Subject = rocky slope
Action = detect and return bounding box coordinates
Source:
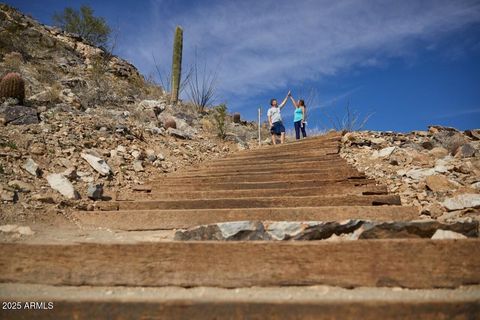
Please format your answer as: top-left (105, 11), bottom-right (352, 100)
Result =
top-left (341, 126), bottom-right (480, 222)
top-left (0, 4), bottom-right (259, 224)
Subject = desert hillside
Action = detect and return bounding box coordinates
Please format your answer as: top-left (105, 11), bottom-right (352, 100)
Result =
top-left (0, 3), bottom-right (479, 230)
top-left (0, 4), bottom-right (260, 224)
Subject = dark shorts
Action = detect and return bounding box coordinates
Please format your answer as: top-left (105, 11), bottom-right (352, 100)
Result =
top-left (270, 121), bottom-right (285, 135)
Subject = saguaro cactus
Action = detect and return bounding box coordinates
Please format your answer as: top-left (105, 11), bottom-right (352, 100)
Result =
top-left (0, 72), bottom-right (25, 104)
top-left (170, 26), bottom-right (183, 104)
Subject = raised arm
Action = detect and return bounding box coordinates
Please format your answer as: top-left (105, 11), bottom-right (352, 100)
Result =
top-left (289, 95), bottom-right (297, 107)
top-left (279, 91), bottom-right (291, 109)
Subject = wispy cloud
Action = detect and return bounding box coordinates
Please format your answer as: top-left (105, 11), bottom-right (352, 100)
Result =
top-left (433, 108), bottom-right (480, 119)
top-left (313, 86), bottom-right (363, 111)
top-left (118, 0), bottom-right (480, 105)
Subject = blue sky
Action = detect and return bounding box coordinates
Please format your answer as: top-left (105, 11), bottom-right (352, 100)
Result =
top-left (5, 0), bottom-right (480, 131)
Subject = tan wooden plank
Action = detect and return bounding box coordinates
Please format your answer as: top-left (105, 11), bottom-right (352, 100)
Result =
top-left (113, 195), bottom-right (401, 210)
top-left (0, 240), bottom-right (478, 288)
top-left (73, 206), bottom-right (418, 230)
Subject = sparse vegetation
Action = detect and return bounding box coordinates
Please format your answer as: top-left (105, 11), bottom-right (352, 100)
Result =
top-left (52, 5), bottom-right (111, 47)
top-left (186, 52), bottom-right (219, 112)
top-left (322, 102), bottom-right (374, 132)
top-left (46, 82), bottom-right (63, 104)
top-left (34, 64), bottom-right (58, 85)
top-left (0, 136), bottom-right (17, 149)
top-left (213, 104), bottom-right (227, 139)
top-left (2, 51), bottom-right (23, 72)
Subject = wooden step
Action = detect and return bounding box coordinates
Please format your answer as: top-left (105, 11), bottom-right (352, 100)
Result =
top-left (204, 154), bottom-right (342, 167)
top-left (74, 206), bottom-right (418, 230)
top-left (110, 195), bottom-right (401, 210)
top-left (125, 185), bottom-right (388, 200)
top-left (155, 172), bottom-right (366, 184)
top-left (207, 150), bottom-right (340, 163)
top-left (151, 179), bottom-right (376, 191)
top-left (2, 283), bottom-right (478, 320)
top-left (170, 167), bottom-right (358, 178)
top-left (223, 145), bottom-right (340, 158)
top-left (188, 163), bottom-right (353, 174)
top-left (1, 239), bottom-right (478, 289)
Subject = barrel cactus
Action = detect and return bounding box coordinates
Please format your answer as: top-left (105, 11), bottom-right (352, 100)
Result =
top-left (233, 112), bottom-right (241, 123)
top-left (170, 26), bottom-right (183, 104)
top-left (164, 116), bottom-right (177, 129)
top-left (0, 72), bottom-right (25, 104)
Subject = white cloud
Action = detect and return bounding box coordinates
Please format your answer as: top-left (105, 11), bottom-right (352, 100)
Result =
top-left (118, 0), bottom-right (480, 105)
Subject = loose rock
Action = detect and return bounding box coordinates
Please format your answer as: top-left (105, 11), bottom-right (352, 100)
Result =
top-left (442, 194), bottom-right (480, 211)
top-left (81, 152), bottom-right (112, 176)
top-left (46, 173), bottom-right (79, 199)
top-left (22, 158), bottom-right (42, 177)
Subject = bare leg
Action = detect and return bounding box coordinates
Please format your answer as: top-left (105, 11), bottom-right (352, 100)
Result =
top-left (280, 132), bottom-right (285, 144)
top-left (271, 134), bottom-right (276, 145)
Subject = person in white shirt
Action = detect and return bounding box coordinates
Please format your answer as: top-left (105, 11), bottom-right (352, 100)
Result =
top-left (267, 91), bottom-right (290, 144)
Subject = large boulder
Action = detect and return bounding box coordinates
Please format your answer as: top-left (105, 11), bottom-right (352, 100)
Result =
top-left (0, 105), bottom-right (39, 125)
top-left (442, 194), bottom-right (480, 211)
top-left (174, 220), bottom-right (478, 241)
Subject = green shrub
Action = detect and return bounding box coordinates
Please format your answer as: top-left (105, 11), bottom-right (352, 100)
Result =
top-left (53, 5), bottom-right (111, 47)
top-left (213, 104), bottom-right (227, 139)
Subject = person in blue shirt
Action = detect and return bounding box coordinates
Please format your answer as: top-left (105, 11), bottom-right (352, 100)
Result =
top-left (289, 93), bottom-right (307, 139)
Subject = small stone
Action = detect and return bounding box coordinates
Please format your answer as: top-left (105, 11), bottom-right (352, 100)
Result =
top-left (133, 160), bottom-right (144, 172)
top-left (406, 168), bottom-right (436, 180)
top-left (1, 190), bottom-right (17, 202)
top-left (167, 128), bottom-right (192, 140)
top-left (16, 226), bottom-right (34, 236)
top-left (146, 149), bottom-right (157, 162)
top-left (22, 158), bottom-right (42, 177)
top-left (431, 229), bottom-right (467, 240)
top-left (31, 194), bottom-right (56, 204)
top-left (46, 173), bottom-right (79, 199)
top-left (369, 137), bottom-right (386, 145)
top-left (464, 129), bottom-right (480, 140)
top-left (421, 141), bottom-right (434, 150)
top-left (87, 183), bottom-right (103, 200)
top-left (471, 182), bottom-right (480, 190)
top-left (429, 147), bottom-right (449, 158)
top-left (8, 180), bottom-right (34, 192)
top-left (442, 194), bottom-right (480, 211)
top-left (425, 175), bottom-right (455, 193)
top-left (116, 145), bottom-right (127, 153)
top-left (81, 152), bottom-right (112, 176)
top-left (30, 143), bottom-right (46, 155)
top-left (455, 143), bottom-right (476, 158)
top-left (62, 167), bottom-right (77, 180)
top-left (421, 203), bottom-right (445, 219)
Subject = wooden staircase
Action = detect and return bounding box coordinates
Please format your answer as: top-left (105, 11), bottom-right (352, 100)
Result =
top-left (1, 132), bottom-right (479, 319)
